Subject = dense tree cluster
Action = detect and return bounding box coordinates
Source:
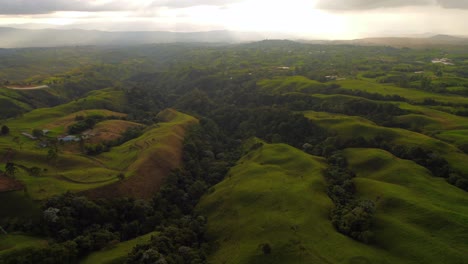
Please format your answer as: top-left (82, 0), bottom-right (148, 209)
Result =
top-left (324, 153), bottom-right (375, 243)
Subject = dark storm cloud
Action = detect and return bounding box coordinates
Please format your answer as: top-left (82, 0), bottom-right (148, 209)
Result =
top-left (0, 0), bottom-right (127, 14)
top-left (316, 0), bottom-right (468, 10)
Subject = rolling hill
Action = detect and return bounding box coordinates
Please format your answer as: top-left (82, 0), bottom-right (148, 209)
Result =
top-left (198, 142), bottom-right (468, 263)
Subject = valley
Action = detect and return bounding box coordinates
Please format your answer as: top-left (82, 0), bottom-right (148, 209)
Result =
top-left (0, 40), bottom-right (468, 264)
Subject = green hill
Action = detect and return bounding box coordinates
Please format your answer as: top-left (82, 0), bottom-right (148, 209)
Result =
top-left (343, 148), bottom-right (468, 263)
top-left (303, 111), bottom-right (468, 175)
top-left (198, 143), bottom-right (468, 264)
top-left (197, 143), bottom-right (405, 264)
top-left (80, 231), bottom-right (158, 264)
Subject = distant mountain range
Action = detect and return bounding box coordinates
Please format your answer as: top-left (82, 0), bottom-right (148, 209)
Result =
top-left (0, 27), bottom-right (295, 48)
top-left (1, 27), bottom-right (468, 48)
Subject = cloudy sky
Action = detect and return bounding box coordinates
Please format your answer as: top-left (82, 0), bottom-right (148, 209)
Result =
top-left (0, 0), bottom-right (467, 39)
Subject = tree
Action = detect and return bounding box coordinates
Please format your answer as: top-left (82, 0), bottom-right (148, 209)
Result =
top-left (1, 125), bottom-right (9, 135)
top-left (32, 129), bottom-right (43, 138)
top-left (420, 76), bottom-right (432, 90)
top-left (260, 243), bottom-right (272, 255)
top-left (5, 162), bottom-right (16, 177)
top-left (47, 148), bottom-right (58, 164)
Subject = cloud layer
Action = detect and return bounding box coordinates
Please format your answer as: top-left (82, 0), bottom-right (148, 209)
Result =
top-left (316, 0), bottom-right (468, 10)
top-left (0, 0), bottom-right (236, 15)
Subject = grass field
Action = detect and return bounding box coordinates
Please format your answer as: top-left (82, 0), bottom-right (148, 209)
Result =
top-left (258, 76), bottom-right (468, 104)
top-left (343, 148), bottom-right (468, 263)
top-left (336, 79), bottom-right (468, 104)
top-left (80, 231), bottom-right (158, 264)
top-left (0, 234), bottom-right (48, 257)
top-left (86, 120), bottom-right (143, 144)
top-left (258, 76), bottom-right (324, 94)
top-left (198, 143), bottom-right (406, 264)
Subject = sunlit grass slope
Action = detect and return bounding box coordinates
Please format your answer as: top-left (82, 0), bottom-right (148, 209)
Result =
top-left (80, 231), bottom-right (158, 264)
top-left (343, 148), bottom-right (468, 263)
top-left (198, 143), bottom-right (405, 264)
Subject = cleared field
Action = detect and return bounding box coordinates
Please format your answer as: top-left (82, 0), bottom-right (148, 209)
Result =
top-left (336, 79), bottom-right (468, 104)
top-left (86, 119), bottom-right (143, 144)
top-left (343, 148), bottom-right (468, 264)
top-left (84, 108), bottom-right (198, 199)
top-left (258, 76), bottom-right (324, 93)
top-left (43, 109), bottom-right (127, 135)
top-left (198, 143), bottom-right (405, 264)
top-left (80, 231), bottom-right (158, 264)
top-left (258, 76), bottom-right (468, 104)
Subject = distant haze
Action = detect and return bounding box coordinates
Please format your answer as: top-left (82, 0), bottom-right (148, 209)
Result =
top-left (0, 0), bottom-right (468, 40)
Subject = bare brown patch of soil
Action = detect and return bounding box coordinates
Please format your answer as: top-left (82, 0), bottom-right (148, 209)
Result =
top-left (0, 174), bottom-right (24, 192)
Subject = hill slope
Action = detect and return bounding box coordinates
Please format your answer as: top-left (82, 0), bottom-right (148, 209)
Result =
top-left (84, 109), bottom-right (198, 199)
top-left (198, 143), bottom-right (468, 263)
top-left (343, 148), bottom-right (468, 263)
top-left (197, 143), bottom-right (404, 264)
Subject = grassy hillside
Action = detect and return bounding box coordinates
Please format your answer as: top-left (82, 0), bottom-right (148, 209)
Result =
top-left (0, 234), bottom-right (48, 257)
top-left (80, 231), bottom-right (158, 264)
top-left (4, 88), bottom-right (126, 132)
top-left (336, 79), bottom-right (468, 104)
top-left (303, 111), bottom-right (468, 175)
top-left (198, 142), bottom-right (405, 264)
top-left (343, 148), bottom-right (468, 263)
top-left (258, 76), bottom-right (324, 94)
top-left (84, 108), bottom-right (198, 199)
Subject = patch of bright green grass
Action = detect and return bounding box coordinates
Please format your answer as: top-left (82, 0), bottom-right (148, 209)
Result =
top-left (80, 231), bottom-right (158, 264)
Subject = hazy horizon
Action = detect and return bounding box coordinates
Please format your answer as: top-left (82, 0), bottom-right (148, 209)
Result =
top-left (1, 0), bottom-right (468, 40)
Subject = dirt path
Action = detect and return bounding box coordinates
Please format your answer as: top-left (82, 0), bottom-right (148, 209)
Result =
top-left (5, 85), bottom-right (49, 90)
